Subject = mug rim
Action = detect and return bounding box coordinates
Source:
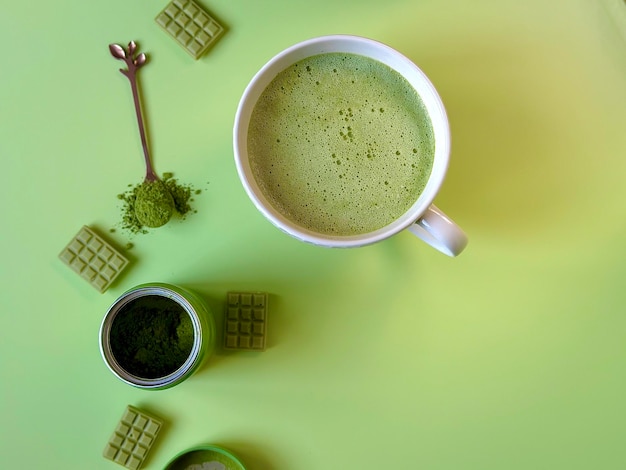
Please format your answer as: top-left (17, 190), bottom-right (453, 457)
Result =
top-left (233, 34), bottom-right (450, 247)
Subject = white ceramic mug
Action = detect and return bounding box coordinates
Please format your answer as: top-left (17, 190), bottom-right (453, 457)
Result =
top-left (233, 35), bottom-right (467, 256)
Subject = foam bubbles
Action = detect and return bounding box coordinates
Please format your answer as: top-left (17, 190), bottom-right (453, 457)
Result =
top-left (248, 53), bottom-right (435, 235)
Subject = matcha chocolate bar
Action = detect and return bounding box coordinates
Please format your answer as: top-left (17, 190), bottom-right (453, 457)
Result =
top-left (103, 405), bottom-right (163, 469)
top-left (59, 226), bottom-right (128, 293)
top-left (224, 292), bottom-right (268, 351)
top-left (155, 0), bottom-right (224, 59)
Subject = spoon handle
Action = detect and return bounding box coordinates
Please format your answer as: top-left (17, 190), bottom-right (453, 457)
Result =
top-left (109, 41), bottom-right (158, 182)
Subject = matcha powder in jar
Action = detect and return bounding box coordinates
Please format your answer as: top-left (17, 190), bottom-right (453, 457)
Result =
top-left (100, 283), bottom-right (215, 390)
top-left (109, 294), bottom-right (194, 379)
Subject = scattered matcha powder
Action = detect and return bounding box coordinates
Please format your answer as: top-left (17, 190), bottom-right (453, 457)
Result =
top-left (116, 172), bottom-right (200, 235)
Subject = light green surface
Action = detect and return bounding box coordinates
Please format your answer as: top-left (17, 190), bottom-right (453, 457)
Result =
top-left (1, 0), bottom-right (625, 469)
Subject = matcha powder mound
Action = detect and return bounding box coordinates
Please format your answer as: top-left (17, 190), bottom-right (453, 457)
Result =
top-left (135, 179), bottom-right (174, 228)
top-left (116, 172), bottom-right (200, 234)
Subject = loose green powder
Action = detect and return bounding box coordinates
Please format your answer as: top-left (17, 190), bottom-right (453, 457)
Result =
top-left (116, 173), bottom-right (200, 234)
top-left (109, 295), bottom-right (194, 379)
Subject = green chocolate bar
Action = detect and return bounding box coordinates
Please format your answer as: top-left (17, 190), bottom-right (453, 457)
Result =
top-left (224, 292), bottom-right (268, 351)
top-left (58, 226), bottom-right (128, 293)
top-left (155, 0), bottom-right (224, 59)
top-left (103, 405), bottom-right (163, 470)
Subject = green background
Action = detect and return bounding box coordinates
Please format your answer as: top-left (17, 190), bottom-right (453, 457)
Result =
top-left (1, 0), bottom-right (625, 468)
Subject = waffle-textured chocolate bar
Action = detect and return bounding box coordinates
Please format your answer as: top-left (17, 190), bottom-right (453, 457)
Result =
top-left (103, 405), bottom-right (163, 470)
top-left (224, 292), bottom-right (268, 351)
top-left (155, 0), bottom-right (224, 59)
top-left (59, 226), bottom-right (128, 293)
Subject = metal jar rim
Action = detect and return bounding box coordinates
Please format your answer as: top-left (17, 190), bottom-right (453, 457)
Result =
top-left (99, 284), bottom-right (204, 389)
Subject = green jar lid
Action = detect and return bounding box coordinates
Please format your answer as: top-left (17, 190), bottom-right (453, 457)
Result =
top-left (164, 445), bottom-right (247, 470)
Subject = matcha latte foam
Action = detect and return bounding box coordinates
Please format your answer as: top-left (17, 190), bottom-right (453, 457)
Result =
top-left (247, 52), bottom-right (435, 236)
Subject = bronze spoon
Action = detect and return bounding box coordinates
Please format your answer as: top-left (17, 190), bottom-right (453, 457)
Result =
top-left (109, 41), bottom-right (173, 228)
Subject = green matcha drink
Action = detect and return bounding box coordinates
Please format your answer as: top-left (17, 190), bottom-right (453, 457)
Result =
top-left (247, 52), bottom-right (435, 236)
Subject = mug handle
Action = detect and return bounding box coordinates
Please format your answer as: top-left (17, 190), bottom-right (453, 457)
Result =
top-left (407, 204), bottom-right (468, 256)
